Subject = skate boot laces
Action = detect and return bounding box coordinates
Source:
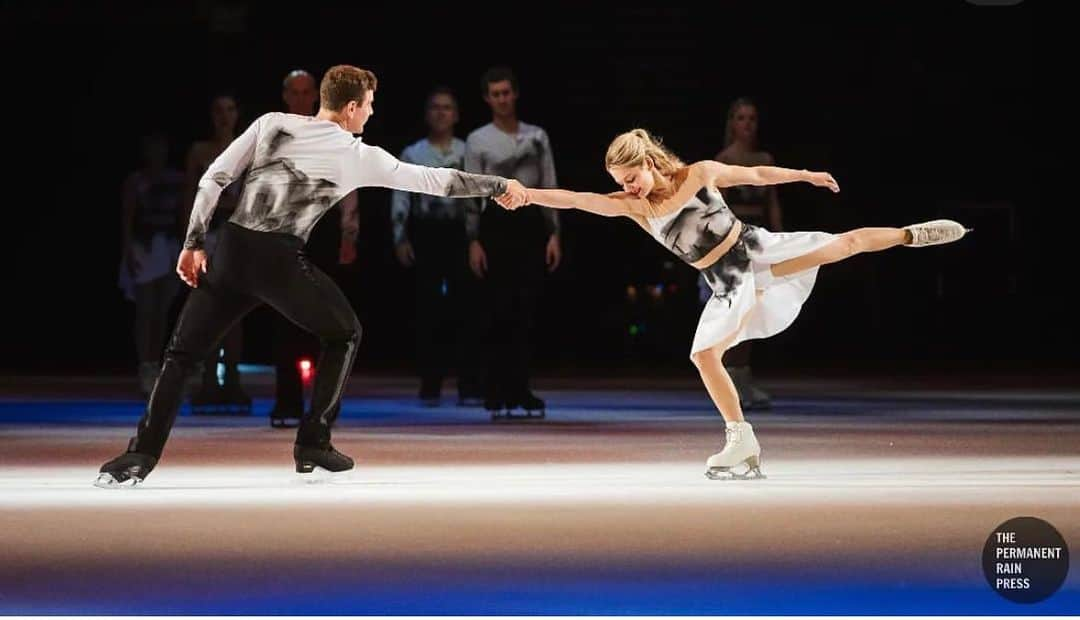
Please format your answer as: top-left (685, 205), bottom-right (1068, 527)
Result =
top-left (725, 425), bottom-right (742, 446)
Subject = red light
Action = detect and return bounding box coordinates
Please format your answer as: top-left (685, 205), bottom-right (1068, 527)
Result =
top-left (298, 358), bottom-right (314, 383)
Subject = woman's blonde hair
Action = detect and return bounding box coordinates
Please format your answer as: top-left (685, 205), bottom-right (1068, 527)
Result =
top-left (605, 128), bottom-right (685, 178)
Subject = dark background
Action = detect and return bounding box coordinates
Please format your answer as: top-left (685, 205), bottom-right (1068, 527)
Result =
top-left (1, 1), bottom-right (1067, 376)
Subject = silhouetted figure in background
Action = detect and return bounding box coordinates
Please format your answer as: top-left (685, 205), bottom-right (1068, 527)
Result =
top-left (392, 87), bottom-right (476, 406)
top-left (119, 133), bottom-right (184, 397)
top-left (705, 97), bottom-right (783, 410)
top-left (184, 93), bottom-right (251, 412)
top-left (465, 66), bottom-right (561, 419)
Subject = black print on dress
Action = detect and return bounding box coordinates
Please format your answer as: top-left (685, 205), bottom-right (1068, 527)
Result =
top-left (700, 225), bottom-right (762, 306)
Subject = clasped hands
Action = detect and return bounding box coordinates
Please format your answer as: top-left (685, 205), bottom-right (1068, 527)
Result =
top-left (494, 179), bottom-right (530, 210)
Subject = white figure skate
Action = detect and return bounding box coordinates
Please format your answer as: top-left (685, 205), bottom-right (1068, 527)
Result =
top-left (705, 421), bottom-right (765, 480)
top-left (903, 219), bottom-right (972, 247)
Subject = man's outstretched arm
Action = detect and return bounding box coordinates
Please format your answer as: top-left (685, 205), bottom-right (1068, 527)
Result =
top-left (351, 144), bottom-right (526, 207)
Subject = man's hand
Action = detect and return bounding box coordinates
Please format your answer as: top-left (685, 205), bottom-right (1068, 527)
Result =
top-left (395, 241), bottom-right (415, 267)
top-left (468, 240), bottom-right (487, 279)
top-left (176, 248), bottom-right (208, 288)
top-left (545, 234), bottom-right (561, 273)
top-left (808, 171), bottom-right (840, 193)
top-left (340, 238), bottom-right (357, 265)
top-left (495, 179), bottom-right (528, 210)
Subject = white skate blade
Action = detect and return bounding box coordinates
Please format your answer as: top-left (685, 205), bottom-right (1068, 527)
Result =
top-left (704, 466), bottom-right (764, 481)
top-left (93, 472), bottom-right (142, 489)
top-left (705, 456), bottom-right (766, 481)
top-left (705, 467), bottom-right (767, 481)
top-left (294, 466), bottom-right (352, 485)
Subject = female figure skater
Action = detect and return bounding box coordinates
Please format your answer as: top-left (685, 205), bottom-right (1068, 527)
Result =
top-left (497, 129), bottom-right (969, 479)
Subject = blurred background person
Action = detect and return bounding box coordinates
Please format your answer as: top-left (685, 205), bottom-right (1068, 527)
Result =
top-left (391, 87), bottom-right (476, 406)
top-left (183, 92), bottom-right (252, 412)
top-left (703, 97), bottom-right (783, 410)
top-left (118, 132), bottom-right (185, 397)
top-left (281, 68), bottom-right (317, 117)
top-left (465, 66), bottom-right (561, 418)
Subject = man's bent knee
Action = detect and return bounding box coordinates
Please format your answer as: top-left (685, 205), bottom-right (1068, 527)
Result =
top-left (162, 347), bottom-right (202, 371)
top-left (323, 319), bottom-right (362, 348)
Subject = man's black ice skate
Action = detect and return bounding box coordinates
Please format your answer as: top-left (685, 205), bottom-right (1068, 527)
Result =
top-left (515, 392), bottom-right (546, 419)
top-left (294, 443), bottom-right (354, 482)
top-left (497, 392), bottom-right (546, 421)
top-left (456, 377), bottom-right (484, 407)
top-left (94, 452), bottom-right (158, 488)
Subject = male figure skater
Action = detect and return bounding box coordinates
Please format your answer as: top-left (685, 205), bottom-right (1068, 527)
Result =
top-left (96, 65), bottom-right (527, 487)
